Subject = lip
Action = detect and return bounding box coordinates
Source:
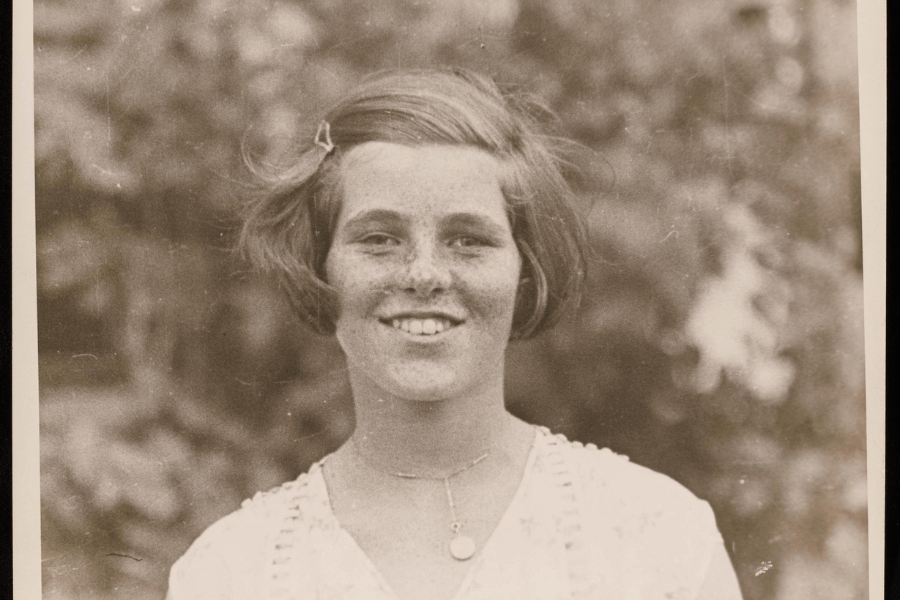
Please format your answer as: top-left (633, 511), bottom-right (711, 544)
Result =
top-left (377, 312), bottom-right (465, 339)
top-left (378, 311), bottom-right (465, 325)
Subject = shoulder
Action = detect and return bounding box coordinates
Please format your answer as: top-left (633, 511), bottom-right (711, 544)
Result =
top-left (190, 470), bottom-right (313, 553)
top-left (539, 430), bottom-right (726, 597)
top-left (540, 428), bottom-right (721, 540)
top-left (168, 469), bottom-right (321, 599)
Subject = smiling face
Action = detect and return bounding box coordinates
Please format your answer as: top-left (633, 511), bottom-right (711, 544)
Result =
top-left (324, 142), bottom-right (522, 402)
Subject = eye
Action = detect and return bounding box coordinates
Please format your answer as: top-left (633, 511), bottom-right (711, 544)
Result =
top-left (359, 233), bottom-right (401, 246)
top-left (449, 236), bottom-right (489, 249)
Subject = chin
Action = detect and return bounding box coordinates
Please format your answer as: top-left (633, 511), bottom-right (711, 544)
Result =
top-left (373, 385), bottom-right (455, 403)
top-left (380, 368), bottom-right (463, 402)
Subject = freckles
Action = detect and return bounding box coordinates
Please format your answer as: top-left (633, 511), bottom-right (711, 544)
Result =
top-left (329, 254), bottom-right (390, 296)
top-left (446, 252), bottom-right (520, 323)
top-left (457, 278), bottom-right (519, 322)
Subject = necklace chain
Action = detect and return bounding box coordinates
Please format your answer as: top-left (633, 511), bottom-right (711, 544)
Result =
top-left (349, 436), bottom-right (489, 561)
top-left (350, 437), bottom-right (489, 481)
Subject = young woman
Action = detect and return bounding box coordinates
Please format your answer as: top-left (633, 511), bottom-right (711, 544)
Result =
top-left (166, 68), bottom-right (743, 600)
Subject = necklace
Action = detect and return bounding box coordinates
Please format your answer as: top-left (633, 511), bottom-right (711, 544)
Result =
top-left (350, 437), bottom-right (488, 561)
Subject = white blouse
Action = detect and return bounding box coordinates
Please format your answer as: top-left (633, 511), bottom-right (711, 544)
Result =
top-left (168, 427), bottom-right (727, 600)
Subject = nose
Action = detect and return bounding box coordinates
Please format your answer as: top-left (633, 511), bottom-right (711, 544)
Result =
top-left (401, 241), bottom-right (452, 296)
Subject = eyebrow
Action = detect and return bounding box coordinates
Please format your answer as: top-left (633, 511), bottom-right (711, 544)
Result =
top-left (441, 212), bottom-right (510, 239)
top-left (342, 209), bottom-right (509, 238)
top-left (343, 208), bottom-right (393, 221)
top-left (341, 209), bottom-right (405, 232)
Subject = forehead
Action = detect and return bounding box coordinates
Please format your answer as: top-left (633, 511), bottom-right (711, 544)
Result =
top-left (337, 142), bottom-right (507, 220)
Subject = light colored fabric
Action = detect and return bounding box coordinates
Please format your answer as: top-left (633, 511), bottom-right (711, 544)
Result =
top-left (168, 428), bottom-right (727, 600)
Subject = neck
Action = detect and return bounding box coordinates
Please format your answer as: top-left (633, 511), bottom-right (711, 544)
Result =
top-left (348, 376), bottom-right (514, 477)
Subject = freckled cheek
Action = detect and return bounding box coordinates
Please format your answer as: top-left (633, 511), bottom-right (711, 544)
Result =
top-left (326, 257), bottom-right (391, 315)
top-left (461, 271), bottom-right (521, 322)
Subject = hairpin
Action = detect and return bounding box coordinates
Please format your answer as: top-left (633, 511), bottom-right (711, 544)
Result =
top-left (314, 121), bottom-right (335, 154)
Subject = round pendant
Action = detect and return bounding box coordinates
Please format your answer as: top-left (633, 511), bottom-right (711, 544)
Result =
top-left (449, 535), bottom-right (476, 561)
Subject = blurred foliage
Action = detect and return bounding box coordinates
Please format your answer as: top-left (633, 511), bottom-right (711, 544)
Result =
top-left (35, 0), bottom-right (865, 599)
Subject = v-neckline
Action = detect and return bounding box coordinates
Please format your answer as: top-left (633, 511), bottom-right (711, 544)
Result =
top-left (313, 428), bottom-right (542, 600)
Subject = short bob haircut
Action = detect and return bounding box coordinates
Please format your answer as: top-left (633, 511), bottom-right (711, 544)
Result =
top-left (240, 67), bottom-right (588, 340)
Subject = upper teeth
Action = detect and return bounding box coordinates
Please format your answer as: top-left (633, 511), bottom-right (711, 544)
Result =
top-left (391, 318), bottom-right (452, 335)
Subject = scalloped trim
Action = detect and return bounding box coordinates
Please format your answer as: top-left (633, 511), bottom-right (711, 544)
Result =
top-left (536, 427), bottom-right (592, 598)
top-left (250, 464), bottom-right (330, 599)
top-left (535, 426), bottom-right (632, 598)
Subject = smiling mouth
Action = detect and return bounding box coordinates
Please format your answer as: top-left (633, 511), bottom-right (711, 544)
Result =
top-left (381, 317), bottom-right (461, 336)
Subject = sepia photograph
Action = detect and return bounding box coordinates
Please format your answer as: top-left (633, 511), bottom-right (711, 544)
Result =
top-left (26, 0), bottom-right (869, 598)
